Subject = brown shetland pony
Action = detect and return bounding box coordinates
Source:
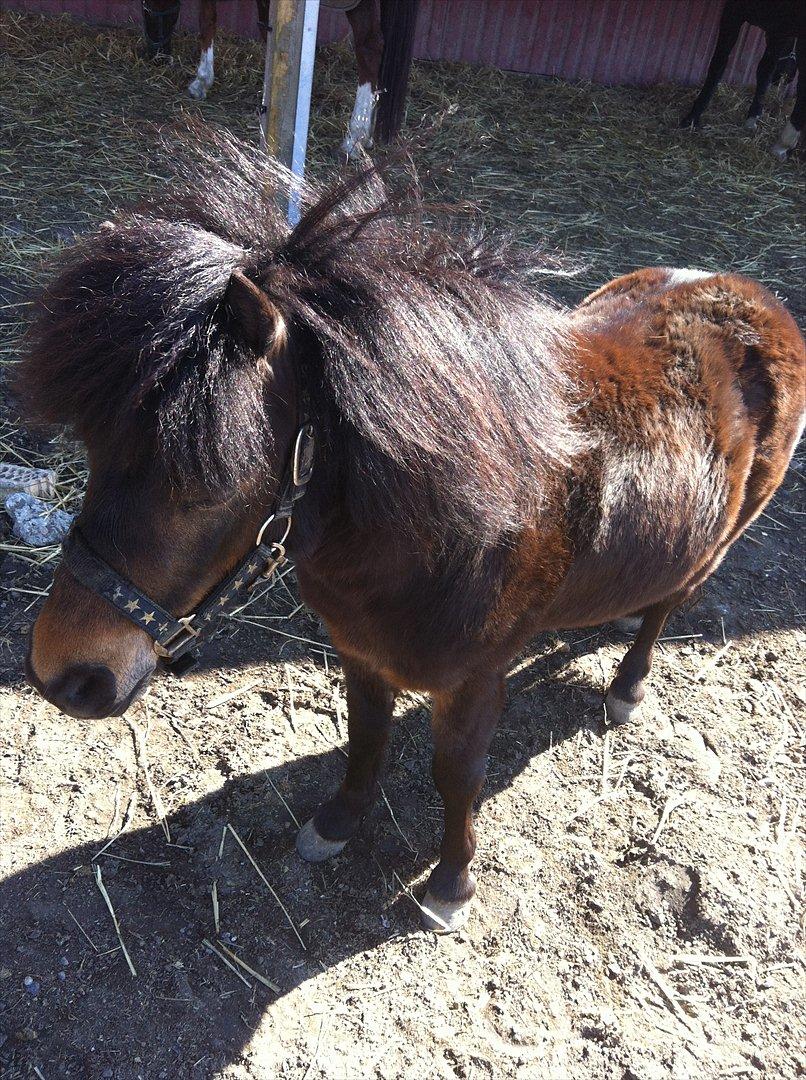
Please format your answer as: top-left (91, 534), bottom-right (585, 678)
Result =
top-left (21, 132), bottom-right (805, 932)
top-left (142, 0), bottom-right (419, 153)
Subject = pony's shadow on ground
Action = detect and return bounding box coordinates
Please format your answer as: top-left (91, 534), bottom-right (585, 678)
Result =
top-left (0, 661), bottom-right (596, 1079)
top-left (2, 535), bottom-right (801, 1074)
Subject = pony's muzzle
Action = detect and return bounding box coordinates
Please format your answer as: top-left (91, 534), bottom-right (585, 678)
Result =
top-left (29, 660), bottom-right (118, 719)
top-left (26, 568), bottom-right (158, 719)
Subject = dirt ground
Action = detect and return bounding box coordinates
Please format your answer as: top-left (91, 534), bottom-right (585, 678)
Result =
top-left (1, 14), bottom-right (804, 1080)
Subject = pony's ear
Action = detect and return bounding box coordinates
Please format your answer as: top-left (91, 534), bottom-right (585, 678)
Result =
top-left (224, 270), bottom-right (286, 357)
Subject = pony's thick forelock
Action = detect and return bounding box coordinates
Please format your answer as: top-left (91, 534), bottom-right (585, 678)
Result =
top-left (22, 125), bottom-right (582, 540)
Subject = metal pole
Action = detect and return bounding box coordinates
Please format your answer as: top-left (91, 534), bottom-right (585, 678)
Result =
top-left (259, 0), bottom-right (319, 223)
top-left (289, 0), bottom-right (320, 225)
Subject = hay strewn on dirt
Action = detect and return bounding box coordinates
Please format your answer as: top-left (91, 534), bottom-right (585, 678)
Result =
top-left (1, 12), bottom-right (804, 1080)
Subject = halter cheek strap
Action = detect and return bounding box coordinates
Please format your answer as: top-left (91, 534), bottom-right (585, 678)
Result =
top-left (60, 422), bottom-right (316, 676)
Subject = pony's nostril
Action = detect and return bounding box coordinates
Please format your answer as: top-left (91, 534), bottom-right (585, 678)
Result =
top-left (48, 664), bottom-right (118, 719)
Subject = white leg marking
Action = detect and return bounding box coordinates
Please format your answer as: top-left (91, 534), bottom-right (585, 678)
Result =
top-left (771, 121), bottom-right (800, 160)
top-left (342, 81), bottom-right (378, 157)
top-left (188, 45), bottom-right (215, 100)
top-left (666, 268), bottom-right (713, 286)
top-left (421, 891), bottom-right (473, 933)
top-left (605, 690), bottom-right (643, 726)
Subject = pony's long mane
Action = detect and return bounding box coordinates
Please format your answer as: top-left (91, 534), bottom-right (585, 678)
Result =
top-left (22, 127), bottom-right (581, 542)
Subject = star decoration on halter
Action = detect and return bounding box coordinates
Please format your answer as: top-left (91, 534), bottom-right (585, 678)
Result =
top-left (125, 599), bottom-right (140, 613)
top-left (141, 610), bottom-right (156, 626)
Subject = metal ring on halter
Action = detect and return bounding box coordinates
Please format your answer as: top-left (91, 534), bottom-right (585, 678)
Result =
top-left (255, 513), bottom-right (292, 549)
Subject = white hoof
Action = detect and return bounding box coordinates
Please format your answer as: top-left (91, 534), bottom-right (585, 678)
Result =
top-left (743, 116), bottom-right (759, 132)
top-left (605, 690), bottom-right (643, 726)
top-left (188, 78), bottom-right (210, 101)
top-left (771, 121), bottom-right (799, 159)
top-left (420, 891), bottom-right (472, 933)
top-left (612, 615), bottom-right (643, 633)
top-left (295, 818), bottom-right (348, 863)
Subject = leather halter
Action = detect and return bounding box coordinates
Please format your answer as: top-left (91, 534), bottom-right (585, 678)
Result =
top-left (60, 422), bottom-right (316, 676)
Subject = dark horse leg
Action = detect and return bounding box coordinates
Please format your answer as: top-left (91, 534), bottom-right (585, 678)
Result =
top-left (342, 0), bottom-right (419, 156)
top-left (744, 33), bottom-right (792, 129)
top-left (188, 0), bottom-right (217, 99)
top-left (421, 673), bottom-right (505, 932)
top-left (141, 0), bottom-right (181, 60)
top-left (297, 658), bottom-right (395, 861)
top-left (771, 36), bottom-right (804, 159)
top-left (605, 600), bottom-right (676, 725)
top-left (680, 0), bottom-right (744, 128)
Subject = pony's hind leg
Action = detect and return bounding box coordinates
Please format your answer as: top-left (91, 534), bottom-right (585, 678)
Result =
top-left (188, 0), bottom-right (217, 99)
top-left (605, 600), bottom-right (676, 725)
top-left (422, 672), bottom-right (504, 932)
top-left (296, 659), bottom-right (395, 862)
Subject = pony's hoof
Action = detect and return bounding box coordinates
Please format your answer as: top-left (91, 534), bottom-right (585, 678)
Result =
top-left (743, 116), bottom-right (759, 132)
top-left (295, 818), bottom-right (348, 863)
top-left (612, 615), bottom-right (642, 634)
top-left (605, 690), bottom-right (642, 726)
top-left (420, 892), bottom-right (472, 933)
top-left (188, 79), bottom-right (210, 101)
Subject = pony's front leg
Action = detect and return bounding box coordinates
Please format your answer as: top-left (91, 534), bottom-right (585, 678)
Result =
top-left (188, 0), bottom-right (217, 99)
top-left (422, 672), bottom-right (504, 933)
top-left (296, 658), bottom-right (395, 862)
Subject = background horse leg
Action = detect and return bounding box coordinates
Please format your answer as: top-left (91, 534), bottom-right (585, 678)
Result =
top-left (422, 672), bottom-right (504, 933)
top-left (744, 33), bottom-right (789, 129)
top-left (188, 0), bottom-right (217, 99)
top-left (256, 0), bottom-right (269, 40)
top-left (680, 0), bottom-right (744, 127)
top-left (343, 0), bottom-right (384, 156)
top-left (297, 658), bottom-right (395, 861)
top-left (141, 0), bottom-right (180, 60)
top-left (771, 37), bottom-right (804, 158)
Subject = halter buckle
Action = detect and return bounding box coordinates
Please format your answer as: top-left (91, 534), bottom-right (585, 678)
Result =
top-left (153, 613), bottom-right (199, 659)
top-left (293, 423), bottom-right (315, 487)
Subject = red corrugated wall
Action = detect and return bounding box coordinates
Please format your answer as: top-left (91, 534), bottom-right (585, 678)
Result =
top-left (5, 0), bottom-right (769, 88)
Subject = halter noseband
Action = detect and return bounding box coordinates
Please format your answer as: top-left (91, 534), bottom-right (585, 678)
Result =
top-left (60, 421), bottom-right (316, 676)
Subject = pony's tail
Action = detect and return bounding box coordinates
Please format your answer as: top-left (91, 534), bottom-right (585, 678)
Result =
top-left (375, 0), bottom-right (419, 143)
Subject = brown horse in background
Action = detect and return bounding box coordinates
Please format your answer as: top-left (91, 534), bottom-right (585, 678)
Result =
top-left (142, 0), bottom-right (419, 153)
top-left (21, 131), bottom-right (805, 933)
